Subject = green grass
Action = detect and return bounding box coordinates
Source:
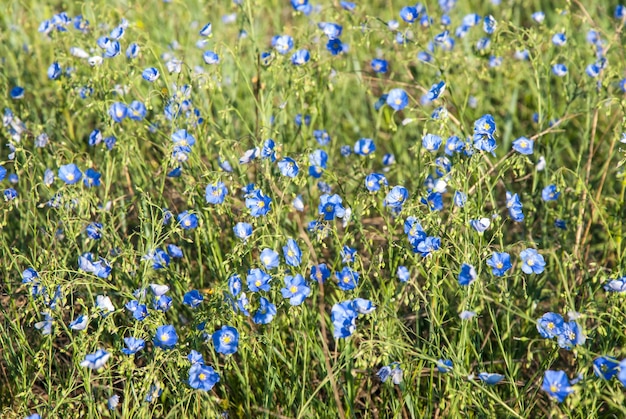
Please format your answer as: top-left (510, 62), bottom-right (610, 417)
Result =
top-left (1, 0), bottom-right (626, 417)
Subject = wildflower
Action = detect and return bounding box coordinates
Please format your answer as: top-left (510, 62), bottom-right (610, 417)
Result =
top-left (311, 264), bottom-right (330, 284)
top-left (552, 33), bottom-right (567, 46)
top-left (281, 274), bottom-right (311, 305)
top-left (422, 134), bottom-right (442, 152)
top-left (331, 300), bottom-right (358, 338)
top-left (397, 266), bottom-right (410, 282)
top-left (483, 15), bottom-right (497, 34)
top-left (107, 395), bottom-right (120, 410)
top-left (278, 157), bottom-right (299, 177)
top-left (291, 49), bottom-right (310, 65)
top-left (384, 186), bottom-right (408, 209)
top-left (542, 370), bottom-right (573, 402)
top-left (233, 222), bottom-right (253, 242)
top-left (80, 348), bottom-right (111, 369)
top-left (213, 325), bottom-right (239, 355)
top-left (318, 193), bottom-right (346, 220)
top-left (541, 185), bottom-right (560, 201)
top-left (153, 325), bottom-right (178, 349)
top-left (69, 315), bottom-right (88, 331)
top-left (386, 89), bottom-right (408, 111)
top-left (83, 168), bottom-right (101, 187)
top-left (437, 359), bottom-right (453, 373)
top-left (512, 137), bottom-right (533, 155)
top-left (188, 364), bottom-right (220, 391)
top-left (354, 138), bottom-right (376, 156)
top-left (122, 337), bottom-right (145, 355)
top-left (128, 100), bottom-right (146, 120)
top-left (283, 238), bottom-right (302, 267)
top-left (400, 6), bottom-right (418, 23)
top-left (532, 11), bottom-right (545, 23)
top-left (205, 182), bottom-right (228, 205)
top-left (253, 297), bottom-right (277, 324)
top-left (48, 62), bottom-right (62, 79)
top-left (458, 263), bottom-right (477, 286)
top-left (519, 248), bottom-right (545, 274)
top-left (371, 58), bottom-right (388, 73)
top-left (58, 163), bottom-right (82, 185)
top-left (486, 252), bottom-right (511, 276)
top-left (178, 211), bottom-right (198, 230)
top-left (506, 192), bottom-right (524, 222)
top-left (336, 266), bottom-right (359, 291)
top-left (556, 321), bottom-right (585, 349)
top-left (537, 312), bottom-right (564, 338)
top-left (478, 373), bottom-right (504, 385)
top-left (34, 312), bottom-right (53, 335)
top-left (365, 173), bottom-right (388, 192)
top-left (245, 189), bottom-right (272, 216)
top-left (247, 268), bottom-right (271, 292)
top-left (142, 67), bottom-right (159, 82)
top-left (203, 51), bottom-right (219, 64)
top-left (593, 356), bottom-right (619, 379)
top-left (272, 35), bottom-right (294, 54)
top-left (459, 310), bottom-right (477, 320)
top-left (552, 64), bottom-right (567, 77)
top-left (604, 276), bottom-right (626, 292)
top-left (470, 218), bottom-right (491, 234)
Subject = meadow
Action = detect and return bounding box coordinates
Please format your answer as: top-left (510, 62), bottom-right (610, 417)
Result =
top-left (1, 0), bottom-right (626, 417)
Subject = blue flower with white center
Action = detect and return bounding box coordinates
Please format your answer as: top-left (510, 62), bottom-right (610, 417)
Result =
top-left (336, 266), bottom-right (359, 291)
top-left (58, 163), bottom-right (82, 185)
top-left (487, 252), bottom-right (511, 276)
top-left (245, 189), bottom-right (272, 216)
top-left (386, 88), bottom-right (408, 111)
top-left (371, 58), bottom-right (388, 73)
top-left (541, 370), bottom-right (573, 403)
top-left (205, 181), bottom-right (228, 205)
top-left (384, 186), bottom-right (408, 209)
top-left (365, 173), bottom-right (387, 192)
top-left (142, 67), bottom-right (159, 82)
top-left (278, 157), bottom-right (299, 177)
top-left (541, 185), bottom-right (560, 201)
top-left (247, 268), bottom-right (271, 292)
top-left (253, 297), bottom-right (277, 324)
top-left (281, 274), bottom-right (311, 306)
top-left (188, 364), bottom-right (220, 391)
top-left (128, 100), bottom-right (146, 121)
top-left (178, 211), bottom-right (198, 230)
top-left (260, 249), bottom-right (280, 270)
top-left (552, 64), bottom-right (567, 77)
top-left (283, 238), bottom-right (302, 267)
top-left (213, 325), bottom-right (239, 354)
top-left (203, 51), bottom-right (219, 64)
top-left (109, 102), bottom-right (127, 123)
top-left (537, 312), bottom-right (564, 338)
top-left (422, 134), bottom-right (442, 152)
top-left (80, 348), bottom-right (111, 369)
top-left (271, 35), bottom-right (294, 54)
top-left (153, 325), bottom-right (178, 349)
top-left (290, 49), bottom-right (310, 65)
top-left (400, 6), bottom-right (418, 23)
top-left (354, 138), bottom-right (376, 156)
top-left (233, 222), bottom-right (253, 242)
top-left (512, 136), bottom-right (533, 155)
top-left (520, 248), bottom-right (545, 274)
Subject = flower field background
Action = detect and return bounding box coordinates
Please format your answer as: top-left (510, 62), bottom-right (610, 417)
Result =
top-left (2, 0), bottom-right (626, 417)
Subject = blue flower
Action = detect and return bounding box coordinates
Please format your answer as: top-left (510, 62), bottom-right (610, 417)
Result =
top-left (331, 300), bottom-right (358, 338)
top-left (541, 185), bottom-right (560, 201)
top-left (199, 22), bottom-right (212, 36)
top-left (58, 163), bottom-right (82, 184)
top-left (593, 356), bottom-right (619, 379)
top-left (34, 312), bottom-right (52, 335)
top-left (172, 129), bottom-right (196, 147)
top-left (541, 370), bottom-right (573, 403)
top-left (400, 6), bottom-right (418, 23)
top-left (311, 263), bottom-right (330, 283)
top-left (48, 62), bottom-right (62, 80)
top-left (556, 321), bottom-right (585, 349)
top-left (272, 35), bottom-right (294, 54)
top-left (326, 38), bottom-right (345, 55)
top-left (552, 33), bottom-right (567, 46)
top-left (354, 138), bottom-right (376, 156)
top-left (228, 274), bottom-right (242, 296)
top-left (353, 298), bottom-right (376, 314)
top-left (10, 86), bottom-right (24, 99)
top-left (247, 268), bottom-right (271, 292)
top-left (365, 173), bottom-right (387, 192)
top-left (309, 149), bottom-right (328, 177)
top-left (532, 11), bottom-right (545, 23)
top-left (107, 395), bottom-right (120, 410)
top-left (178, 211), bottom-right (199, 230)
top-left (506, 192), bottom-right (524, 222)
top-left (386, 89), bottom-right (408, 111)
top-left (519, 248), bottom-right (545, 274)
top-left (470, 218), bottom-right (491, 234)
top-left (125, 300), bottom-right (149, 321)
top-left (80, 348), bottom-right (111, 369)
top-left (188, 364), bottom-right (220, 391)
top-left (126, 43), bottom-right (140, 58)
top-left (283, 238), bottom-right (302, 267)
top-left (166, 244), bottom-right (183, 258)
top-left (552, 64), bottom-right (567, 77)
top-left (213, 325), bottom-right (239, 355)
top-left (486, 252), bottom-right (511, 276)
top-left (478, 372), bottom-right (504, 385)
top-left (153, 325), bottom-right (178, 349)
top-left (203, 51), bottom-right (220, 64)
top-left (384, 186), bottom-right (408, 209)
top-left (336, 266), bottom-right (359, 291)
top-left (415, 236), bottom-right (440, 257)
top-left (437, 359), bottom-right (453, 373)
top-left (512, 137), bottom-right (533, 155)
top-left (291, 49), bottom-right (310, 65)
top-left (79, 253), bottom-right (112, 278)
top-left (253, 297), bottom-right (277, 324)
top-left (205, 182), bottom-right (228, 204)
top-left (122, 337), bottom-right (145, 355)
top-left (422, 134), bottom-right (442, 152)
top-left (69, 314), bottom-right (88, 331)
top-left (281, 274), bottom-right (311, 305)
top-left (537, 312), bottom-right (564, 338)
top-left (318, 193), bottom-right (346, 220)
top-left (341, 246), bottom-right (357, 264)
top-left (260, 249), bottom-right (280, 270)
top-left (371, 58), bottom-right (388, 73)
top-left (604, 276), bottom-right (626, 292)
top-left (397, 266), bottom-right (410, 282)
top-left (142, 67), bottom-right (160, 82)
top-left (233, 222), bottom-right (253, 242)
top-left (83, 168), bottom-right (101, 187)
top-left (183, 290), bottom-right (203, 308)
top-left (128, 100), bottom-right (146, 121)
top-left (474, 114), bottom-right (496, 136)
top-left (245, 189), bottom-right (272, 216)
top-left (278, 157), bottom-right (299, 177)
top-left (483, 15), bottom-right (497, 34)
top-left (458, 263), bottom-right (477, 286)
